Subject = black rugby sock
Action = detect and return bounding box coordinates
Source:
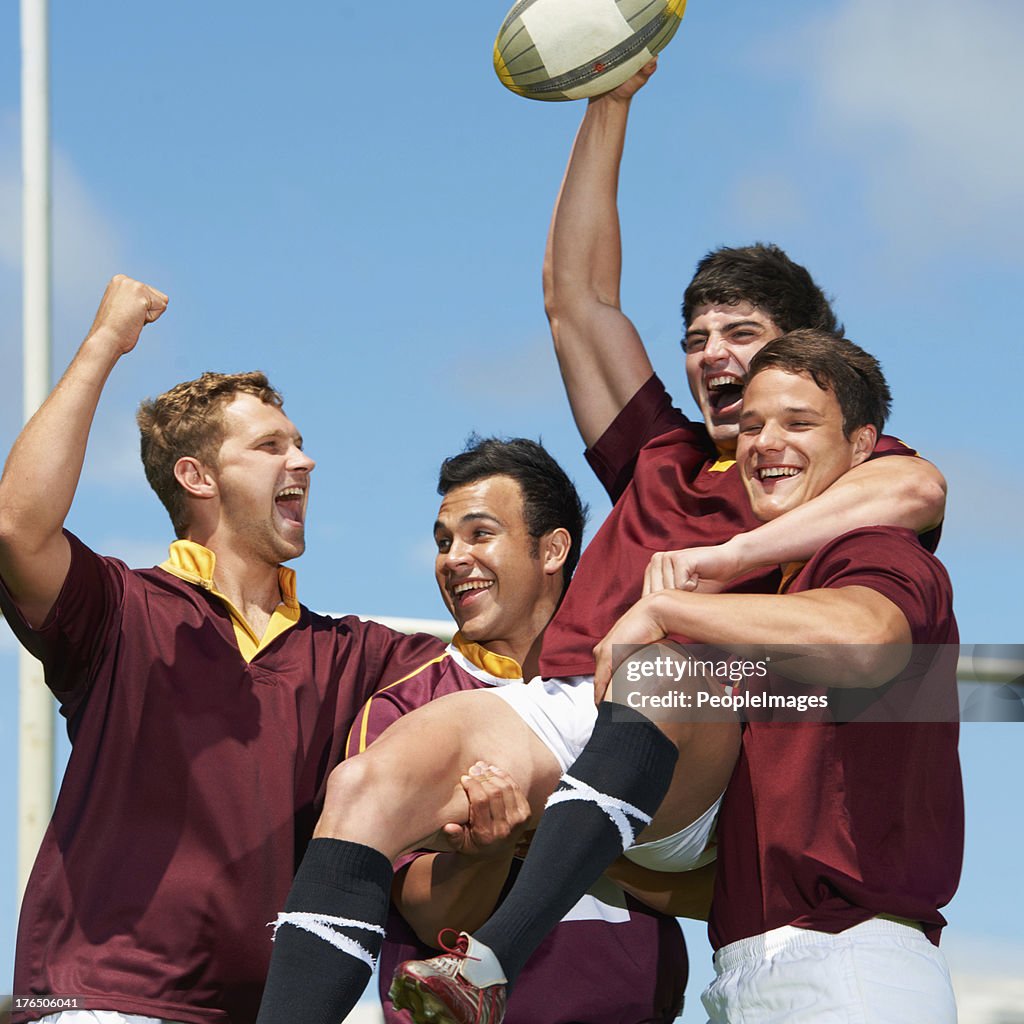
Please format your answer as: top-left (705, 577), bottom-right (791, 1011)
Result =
top-left (475, 702), bottom-right (677, 987)
top-left (256, 838), bottom-right (392, 1024)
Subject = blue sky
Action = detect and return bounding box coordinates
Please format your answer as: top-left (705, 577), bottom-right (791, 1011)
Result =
top-left (1, 0), bottom-right (1022, 1015)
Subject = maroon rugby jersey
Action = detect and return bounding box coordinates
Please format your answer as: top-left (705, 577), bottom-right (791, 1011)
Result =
top-left (2, 532), bottom-right (439, 1024)
top-left (709, 527), bottom-right (963, 951)
top-left (540, 375), bottom-right (931, 678)
top-left (348, 636), bottom-right (688, 1024)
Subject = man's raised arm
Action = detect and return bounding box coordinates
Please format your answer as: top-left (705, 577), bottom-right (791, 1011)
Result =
top-left (0, 275), bottom-right (167, 627)
top-left (543, 64), bottom-right (658, 448)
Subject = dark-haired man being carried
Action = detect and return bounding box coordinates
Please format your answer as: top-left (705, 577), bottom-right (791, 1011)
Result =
top-left (390, 63), bottom-right (950, 1024)
top-left (255, 439), bottom-right (687, 1024)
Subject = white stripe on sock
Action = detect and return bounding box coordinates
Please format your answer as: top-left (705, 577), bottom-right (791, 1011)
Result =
top-left (544, 773), bottom-right (652, 850)
top-left (269, 912), bottom-right (385, 972)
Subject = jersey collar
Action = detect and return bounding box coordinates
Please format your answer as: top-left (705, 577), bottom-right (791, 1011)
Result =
top-left (161, 540), bottom-right (298, 602)
top-left (449, 631), bottom-right (525, 686)
top-left (160, 539), bottom-right (300, 661)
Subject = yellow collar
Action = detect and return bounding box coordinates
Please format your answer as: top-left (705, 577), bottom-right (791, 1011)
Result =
top-left (160, 540), bottom-right (300, 661)
top-left (451, 632), bottom-right (525, 682)
top-left (162, 540), bottom-right (298, 603)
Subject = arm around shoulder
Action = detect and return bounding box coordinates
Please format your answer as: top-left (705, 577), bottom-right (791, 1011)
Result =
top-left (718, 453), bottom-right (946, 576)
top-left (597, 585), bottom-right (913, 696)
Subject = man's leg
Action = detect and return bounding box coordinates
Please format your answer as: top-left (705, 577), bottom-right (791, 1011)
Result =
top-left (255, 691), bottom-right (561, 1024)
top-left (391, 687), bottom-right (739, 1023)
top-left (470, 702), bottom-right (690, 982)
top-left (390, 700), bottom-right (685, 1016)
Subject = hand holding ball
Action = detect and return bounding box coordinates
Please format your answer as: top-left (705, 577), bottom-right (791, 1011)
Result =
top-left (494, 0), bottom-right (687, 102)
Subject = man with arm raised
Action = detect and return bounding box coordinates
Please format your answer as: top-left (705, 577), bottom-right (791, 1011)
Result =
top-left (0, 276), bottom-right (437, 1024)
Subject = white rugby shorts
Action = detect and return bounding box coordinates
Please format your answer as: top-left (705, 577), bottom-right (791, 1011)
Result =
top-left (489, 674), bottom-right (720, 872)
top-left (624, 791), bottom-right (721, 872)
top-left (487, 674), bottom-right (597, 773)
top-left (702, 917), bottom-right (957, 1024)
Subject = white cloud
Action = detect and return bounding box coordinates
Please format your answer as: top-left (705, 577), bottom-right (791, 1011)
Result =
top-left (772, 0), bottom-right (1024, 258)
top-left (0, 114), bottom-right (21, 272)
top-left (945, 930), bottom-right (1024, 979)
top-left (80, 408), bottom-right (152, 486)
top-left (0, 110), bottom-right (160, 502)
top-left (51, 148), bottom-right (122, 312)
top-left (408, 537), bottom-right (439, 573)
top-left (0, 108), bottom-right (125, 453)
top-left (0, 114), bottom-right (27, 452)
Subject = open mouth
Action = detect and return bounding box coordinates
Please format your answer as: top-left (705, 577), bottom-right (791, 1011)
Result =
top-left (275, 486), bottom-right (305, 525)
top-left (706, 374), bottom-right (744, 414)
top-left (755, 466), bottom-right (801, 482)
top-left (451, 579), bottom-right (493, 608)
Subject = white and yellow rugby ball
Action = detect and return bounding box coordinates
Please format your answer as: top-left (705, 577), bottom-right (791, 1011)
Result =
top-left (494, 0), bottom-right (687, 102)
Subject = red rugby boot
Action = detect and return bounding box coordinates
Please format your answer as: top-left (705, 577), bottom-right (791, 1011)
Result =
top-left (389, 931), bottom-right (508, 1024)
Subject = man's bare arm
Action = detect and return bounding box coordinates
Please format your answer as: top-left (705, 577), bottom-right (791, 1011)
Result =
top-left (594, 585), bottom-right (913, 701)
top-left (543, 65), bottom-right (658, 448)
top-left (646, 456), bottom-right (946, 593)
top-left (0, 276), bottom-right (168, 627)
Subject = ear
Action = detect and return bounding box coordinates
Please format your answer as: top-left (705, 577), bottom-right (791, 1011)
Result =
top-left (850, 424), bottom-right (877, 467)
top-left (173, 457), bottom-right (218, 500)
top-left (541, 527), bottom-right (572, 577)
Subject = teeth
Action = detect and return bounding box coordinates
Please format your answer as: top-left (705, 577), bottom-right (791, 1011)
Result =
top-left (758, 467), bottom-right (800, 479)
top-left (453, 580), bottom-right (492, 596)
top-left (707, 375), bottom-right (743, 390)
top-left (276, 487), bottom-right (303, 499)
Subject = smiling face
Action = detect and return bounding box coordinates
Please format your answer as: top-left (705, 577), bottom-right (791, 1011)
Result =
top-left (738, 368), bottom-right (875, 522)
top-left (434, 474), bottom-right (566, 665)
top-left (208, 393), bottom-right (315, 565)
top-left (684, 302), bottom-right (781, 454)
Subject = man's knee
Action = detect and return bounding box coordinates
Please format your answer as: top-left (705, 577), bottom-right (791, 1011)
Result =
top-left (318, 754), bottom-right (389, 836)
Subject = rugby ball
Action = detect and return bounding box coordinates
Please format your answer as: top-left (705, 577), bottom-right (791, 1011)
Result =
top-left (494, 0), bottom-right (687, 102)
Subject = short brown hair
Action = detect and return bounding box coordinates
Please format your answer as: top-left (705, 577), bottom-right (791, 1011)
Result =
top-left (746, 330), bottom-right (891, 436)
top-left (137, 371), bottom-right (283, 537)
